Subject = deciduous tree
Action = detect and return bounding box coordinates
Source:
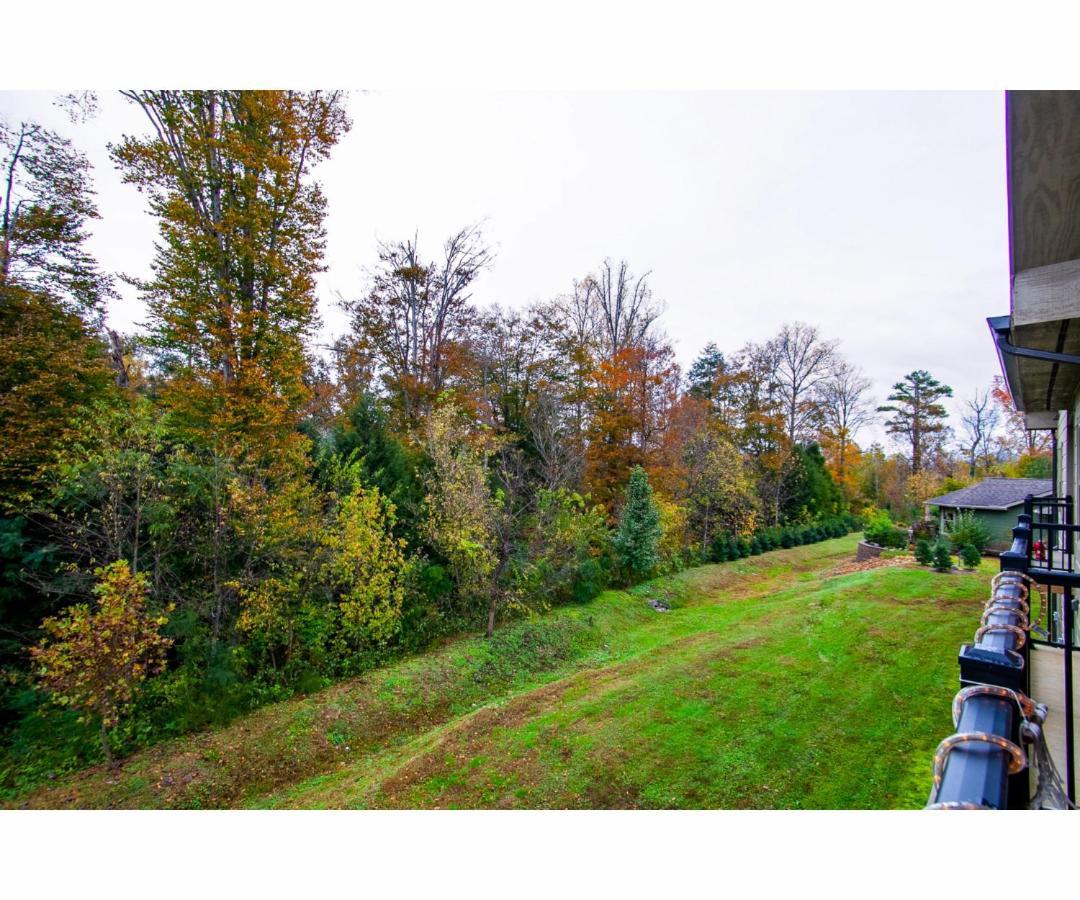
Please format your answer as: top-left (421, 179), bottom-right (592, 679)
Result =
top-left (819, 358), bottom-right (873, 499)
top-left (959, 388), bottom-right (1000, 476)
top-left (768, 322), bottom-right (837, 443)
top-left (321, 485), bottom-right (409, 646)
top-left (1, 117), bottom-right (114, 316)
top-left (345, 225), bottom-right (492, 427)
top-left (31, 560), bottom-right (172, 766)
top-left (991, 375), bottom-right (1051, 456)
top-left (112, 90), bottom-right (350, 461)
top-left (0, 286), bottom-right (113, 511)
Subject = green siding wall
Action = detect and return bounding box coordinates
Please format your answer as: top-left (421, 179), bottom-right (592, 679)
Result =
top-left (939, 506), bottom-right (1018, 551)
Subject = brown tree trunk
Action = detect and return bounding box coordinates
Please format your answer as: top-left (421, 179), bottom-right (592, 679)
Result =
top-left (100, 720), bottom-right (115, 770)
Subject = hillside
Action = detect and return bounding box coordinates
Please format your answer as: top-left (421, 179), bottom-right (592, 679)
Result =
top-left (9, 536), bottom-right (987, 809)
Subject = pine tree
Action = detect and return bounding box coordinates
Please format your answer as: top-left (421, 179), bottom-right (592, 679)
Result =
top-left (959, 544), bottom-right (981, 570)
top-left (877, 370), bottom-right (953, 475)
top-left (931, 541), bottom-right (953, 572)
top-left (613, 466), bottom-right (661, 583)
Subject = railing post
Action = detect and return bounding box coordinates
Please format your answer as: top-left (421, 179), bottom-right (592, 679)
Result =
top-left (999, 514), bottom-right (1031, 574)
top-left (1063, 583), bottom-right (1076, 804)
top-left (950, 517), bottom-right (1032, 807)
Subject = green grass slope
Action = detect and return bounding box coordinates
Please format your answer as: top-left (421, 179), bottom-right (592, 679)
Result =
top-left (9, 536), bottom-right (988, 809)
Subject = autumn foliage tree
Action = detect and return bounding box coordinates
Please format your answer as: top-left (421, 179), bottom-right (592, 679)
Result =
top-left (322, 485), bottom-right (409, 647)
top-left (106, 91), bottom-right (351, 649)
top-left (343, 226), bottom-right (493, 428)
top-left (991, 375), bottom-right (1051, 456)
top-left (421, 403), bottom-right (501, 632)
top-left (1, 115), bottom-right (116, 510)
top-left (0, 287), bottom-right (113, 511)
top-left (111, 90), bottom-right (350, 462)
top-left (819, 359), bottom-right (873, 502)
top-left (31, 560), bottom-right (172, 765)
top-left (1, 116), bottom-right (114, 316)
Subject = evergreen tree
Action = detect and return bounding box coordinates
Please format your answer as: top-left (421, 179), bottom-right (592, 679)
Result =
top-left (783, 443), bottom-right (844, 522)
top-left (959, 544), bottom-right (981, 570)
top-left (613, 466), bottom-right (661, 583)
top-left (877, 370), bottom-right (953, 475)
top-left (328, 393), bottom-right (425, 541)
top-left (687, 342), bottom-right (726, 403)
top-left (931, 541), bottom-right (953, 572)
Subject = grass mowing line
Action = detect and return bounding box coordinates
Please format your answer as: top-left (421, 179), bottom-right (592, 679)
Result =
top-left (413, 564), bottom-right (980, 808)
top-left (262, 554), bottom-right (987, 809)
top-left (11, 536), bottom-right (979, 809)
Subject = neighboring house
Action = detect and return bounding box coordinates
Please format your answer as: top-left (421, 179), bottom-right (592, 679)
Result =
top-left (925, 477), bottom-right (1052, 551)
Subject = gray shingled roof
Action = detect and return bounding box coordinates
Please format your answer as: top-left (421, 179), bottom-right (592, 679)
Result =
top-left (926, 477), bottom-right (1052, 511)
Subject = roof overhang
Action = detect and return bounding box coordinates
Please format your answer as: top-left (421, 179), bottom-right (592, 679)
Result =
top-left (931, 502), bottom-right (1041, 512)
top-left (989, 315), bottom-right (1080, 415)
top-left (992, 91), bottom-right (1080, 418)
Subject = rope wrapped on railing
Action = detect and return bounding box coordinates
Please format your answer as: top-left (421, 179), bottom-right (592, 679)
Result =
top-left (928, 570), bottom-right (1035, 809)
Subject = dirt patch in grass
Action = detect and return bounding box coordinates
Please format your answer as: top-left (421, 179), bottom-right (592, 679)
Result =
top-left (824, 556), bottom-right (913, 579)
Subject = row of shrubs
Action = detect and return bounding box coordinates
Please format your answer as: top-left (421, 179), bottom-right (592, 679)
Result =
top-left (710, 514), bottom-right (862, 563)
top-left (915, 538), bottom-right (982, 571)
top-left (864, 508), bottom-right (994, 555)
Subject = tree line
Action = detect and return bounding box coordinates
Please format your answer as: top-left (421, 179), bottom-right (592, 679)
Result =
top-left (0, 91), bottom-right (1046, 787)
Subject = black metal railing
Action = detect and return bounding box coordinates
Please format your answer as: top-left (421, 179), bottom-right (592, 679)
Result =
top-left (930, 505), bottom-right (1077, 809)
top-left (929, 517), bottom-right (1033, 808)
top-left (1013, 497), bottom-right (1075, 805)
top-left (1027, 494), bottom-right (1075, 578)
top-left (1024, 495), bottom-right (1080, 648)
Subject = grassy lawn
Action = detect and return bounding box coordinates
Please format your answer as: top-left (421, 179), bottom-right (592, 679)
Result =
top-left (8, 535), bottom-right (988, 809)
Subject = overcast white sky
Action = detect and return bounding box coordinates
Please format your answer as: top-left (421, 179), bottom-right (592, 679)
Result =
top-left (1, 90), bottom-right (1010, 446)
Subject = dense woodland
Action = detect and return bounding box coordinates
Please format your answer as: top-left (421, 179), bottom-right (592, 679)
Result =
top-left (0, 91), bottom-right (1049, 791)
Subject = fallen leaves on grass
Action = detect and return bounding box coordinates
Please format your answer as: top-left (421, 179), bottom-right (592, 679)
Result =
top-left (824, 556), bottom-right (913, 578)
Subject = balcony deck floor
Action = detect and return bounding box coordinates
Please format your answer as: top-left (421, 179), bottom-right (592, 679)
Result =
top-left (1029, 642), bottom-right (1078, 801)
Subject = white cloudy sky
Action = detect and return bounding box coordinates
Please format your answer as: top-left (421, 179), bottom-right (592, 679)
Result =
top-left (1, 90), bottom-right (1009, 446)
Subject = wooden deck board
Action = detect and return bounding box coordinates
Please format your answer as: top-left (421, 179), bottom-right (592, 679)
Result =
top-left (1030, 643), bottom-right (1078, 799)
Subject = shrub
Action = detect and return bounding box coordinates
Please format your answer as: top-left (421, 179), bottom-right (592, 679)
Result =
top-left (960, 544), bottom-right (982, 570)
top-left (931, 541), bottom-right (953, 572)
top-left (914, 539), bottom-right (933, 565)
top-left (944, 511), bottom-right (991, 554)
top-left (30, 561), bottom-right (173, 766)
top-left (749, 537), bottom-right (762, 555)
top-left (780, 529), bottom-right (795, 548)
top-left (864, 508), bottom-right (907, 549)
